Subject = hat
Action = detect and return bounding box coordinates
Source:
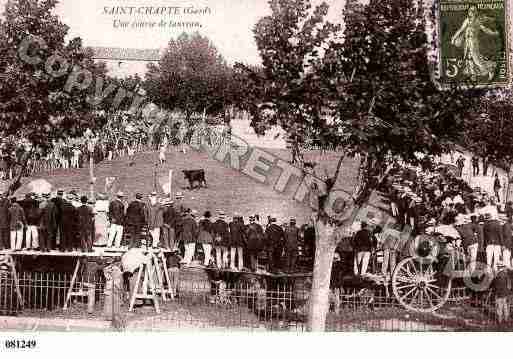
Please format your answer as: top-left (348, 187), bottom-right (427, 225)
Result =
top-left (135, 193), bottom-right (143, 200)
top-left (57, 189), bottom-right (64, 196)
top-left (290, 218), bottom-right (296, 223)
top-left (150, 191), bottom-right (157, 196)
top-left (96, 192), bottom-right (107, 200)
top-left (204, 211), bottom-right (212, 218)
top-left (116, 191), bottom-right (124, 197)
top-left (191, 209), bottom-right (198, 216)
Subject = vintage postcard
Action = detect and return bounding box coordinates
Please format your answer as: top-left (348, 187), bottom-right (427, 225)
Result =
top-left (1, 0), bottom-right (513, 347)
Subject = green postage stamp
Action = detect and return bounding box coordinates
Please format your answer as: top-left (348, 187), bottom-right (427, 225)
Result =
top-left (439, 0), bottom-right (509, 87)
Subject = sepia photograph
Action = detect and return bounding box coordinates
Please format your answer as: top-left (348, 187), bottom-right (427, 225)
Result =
top-left (1, 0), bottom-right (513, 349)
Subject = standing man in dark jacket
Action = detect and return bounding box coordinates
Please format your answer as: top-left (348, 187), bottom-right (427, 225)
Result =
top-left (213, 212), bottom-right (230, 269)
top-left (0, 192), bottom-right (10, 249)
top-left (77, 196), bottom-right (94, 252)
top-left (353, 222), bottom-right (372, 275)
top-left (19, 193), bottom-right (40, 250)
top-left (8, 197), bottom-right (26, 250)
top-left (180, 209), bottom-right (198, 265)
top-left (61, 196), bottom-right (78, 251)
top-left (457, 215), bottom-right (479, 273)
top-left (483, 214), bottom-right (504, 272)
top-left (162, 199), bottom-right (178, 250)
top-left (502, 218), bottom-right (512, 268)
top-left (246, 216), bottom-right (264, 271)
top-left (265, 218), bottom-right (285, 273)
top-left (39, 192), bottom-right (57, 252)
top-left (125, 193), bottom-right (148, 248)
top-left (51, 190), bottom-right (65, 251)
top-left (284, 218), bottom-right (300, 273)
top-left (229, 214), bottom-right (246, 271)
top-left (107, 191), bottom-right (125, 248)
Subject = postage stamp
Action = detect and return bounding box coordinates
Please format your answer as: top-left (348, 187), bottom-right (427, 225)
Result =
top-left (438, 0), bottom-right (509, 87)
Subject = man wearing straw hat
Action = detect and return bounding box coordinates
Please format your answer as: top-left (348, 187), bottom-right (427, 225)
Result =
top-left (108, 191), bottom-right (126, 248)
top-left (213, 211), bottom-right (230, 269)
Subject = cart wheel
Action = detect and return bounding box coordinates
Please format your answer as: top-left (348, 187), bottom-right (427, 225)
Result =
top-left (392, 257), bottom-right (451, 313)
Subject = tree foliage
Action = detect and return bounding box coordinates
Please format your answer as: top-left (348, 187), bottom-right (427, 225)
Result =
top-left (0, 0), bottom-right (108, 152)
top-left (144, 32), bottom-right (236, 122)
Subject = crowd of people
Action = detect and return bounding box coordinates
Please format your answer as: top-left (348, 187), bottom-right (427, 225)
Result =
top-left (0, 189), bottom-right (317, 275)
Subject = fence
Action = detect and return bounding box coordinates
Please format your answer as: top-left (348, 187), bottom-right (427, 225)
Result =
top-left (1, 267), bottom-right (512, 332)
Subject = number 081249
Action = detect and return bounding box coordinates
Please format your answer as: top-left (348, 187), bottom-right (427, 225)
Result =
top-left (4, 339), bottom-right (37, 349)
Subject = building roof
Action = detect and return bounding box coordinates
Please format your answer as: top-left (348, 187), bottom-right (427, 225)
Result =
top-left (89, 47), bottom-right (160, 61)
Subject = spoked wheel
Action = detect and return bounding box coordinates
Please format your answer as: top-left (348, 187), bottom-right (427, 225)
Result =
top-left (392, 257), bottom-right (451, 313)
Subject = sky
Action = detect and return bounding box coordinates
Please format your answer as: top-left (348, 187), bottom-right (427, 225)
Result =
top-left (0, 0), bottom-right (345, 65)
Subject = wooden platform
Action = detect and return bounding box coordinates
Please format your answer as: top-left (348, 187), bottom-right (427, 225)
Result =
top-left (0, 247), bottom-right (172, 258)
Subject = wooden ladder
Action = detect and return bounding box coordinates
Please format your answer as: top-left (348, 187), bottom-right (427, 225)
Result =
top-left (128, 253), bottom-right (161, 313)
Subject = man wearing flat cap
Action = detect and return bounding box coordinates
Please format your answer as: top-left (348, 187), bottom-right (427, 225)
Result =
top-left (265, 218), bottom-right (285, 273)
top-left (229, 213), bottom-right (246, 271)
top-left (108, 191), bottom-right (126, 248)
top-left (77, 195), bottom-right (95, 252)
top-left (60, 193), bottom-right (78, 251)
top-left (38, 192), bottom-right (56, 252)
top-left (125, 193), bottom-right (148, 248)
top-left (246, 216), bottom-right (264, 271)
top-left (213, 211), bottom-right (230, 269)
top-left (284, 218), bottom-right (300, 273)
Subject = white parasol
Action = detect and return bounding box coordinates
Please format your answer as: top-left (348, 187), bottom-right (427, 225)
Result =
top-left (25, 179), bottom-right (53, 195)
top-left (426, 224), bottom-right (461, 239)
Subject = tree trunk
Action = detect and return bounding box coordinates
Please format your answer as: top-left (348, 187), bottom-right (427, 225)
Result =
top-left (306, 221), bottom-right (337, 331)
top-left (306, 152), bottom-right (382, 331)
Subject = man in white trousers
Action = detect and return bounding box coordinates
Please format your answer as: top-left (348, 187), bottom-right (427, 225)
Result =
top-left (107, 191), bottom-right (126, 248)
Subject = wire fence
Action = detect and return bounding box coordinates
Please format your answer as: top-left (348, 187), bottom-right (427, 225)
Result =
top-left (1, 267), bottom-right (512, 331)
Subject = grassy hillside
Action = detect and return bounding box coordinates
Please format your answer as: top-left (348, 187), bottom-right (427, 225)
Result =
top-left (16, 146), bottom-right (361, 224)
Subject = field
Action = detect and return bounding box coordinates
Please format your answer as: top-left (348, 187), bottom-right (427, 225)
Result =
top-left (17, 145), bottom-right (359, 224)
